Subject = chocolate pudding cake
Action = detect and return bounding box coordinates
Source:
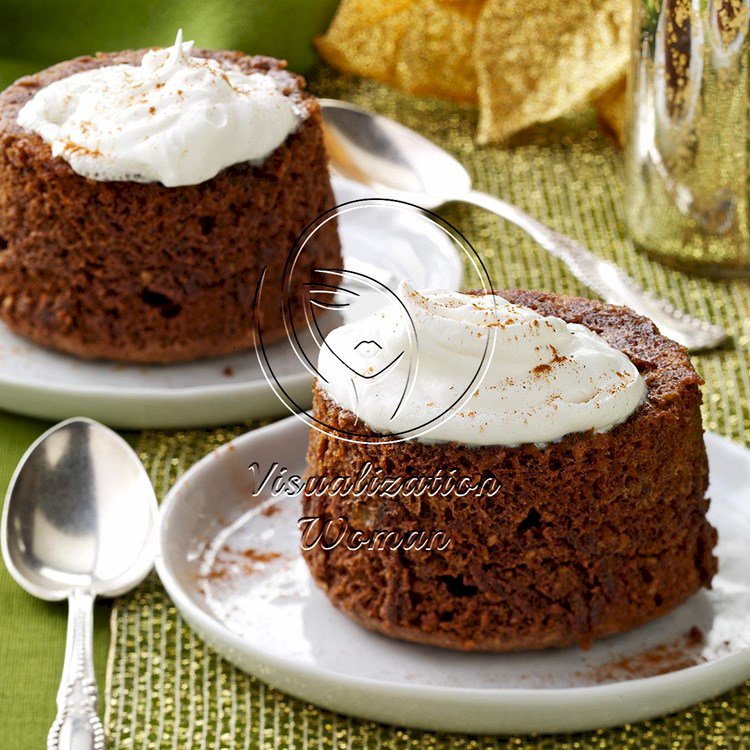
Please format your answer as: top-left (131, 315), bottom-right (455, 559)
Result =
top-left (303, 285), bottom-right (717, 651)
top-left (0, 32), bottom-right (340, 362)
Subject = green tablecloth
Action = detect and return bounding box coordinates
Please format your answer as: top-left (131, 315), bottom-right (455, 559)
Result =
top-left (2, 37), bottom-right (750, 750)
top-left (0, 0), bottom-right (338, 88)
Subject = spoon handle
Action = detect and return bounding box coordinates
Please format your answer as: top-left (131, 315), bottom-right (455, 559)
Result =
top-left (47, 590), bottom-right (105, 750)
top-left (460, 189), bottom-right (728, 351)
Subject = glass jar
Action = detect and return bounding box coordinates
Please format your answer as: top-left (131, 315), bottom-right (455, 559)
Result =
top-left (625, 0), bottom-right (750, 277)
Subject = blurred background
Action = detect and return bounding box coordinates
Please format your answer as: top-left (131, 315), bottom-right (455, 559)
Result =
top-left (0, 0), bottom-right (339, 88)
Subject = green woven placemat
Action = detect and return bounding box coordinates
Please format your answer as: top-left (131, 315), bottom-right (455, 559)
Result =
top-left (105, 67), bottom-right (750, 748)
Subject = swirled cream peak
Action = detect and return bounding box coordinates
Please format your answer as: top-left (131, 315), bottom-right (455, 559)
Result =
top-left (316, 283), bottom-right (646, 446)
top-left (17, 30), bottom-right (302, 187)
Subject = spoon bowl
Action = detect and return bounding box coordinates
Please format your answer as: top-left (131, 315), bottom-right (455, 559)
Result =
top-left (320, 99), bottom-right (470, 207)
top-left (2, 418), bottom-right (156, 600)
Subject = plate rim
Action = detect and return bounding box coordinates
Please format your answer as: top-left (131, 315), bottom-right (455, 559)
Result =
top-left (0, 359), bottom-right (311, 399)
top-left (155, 417), bottom-right (750, 710)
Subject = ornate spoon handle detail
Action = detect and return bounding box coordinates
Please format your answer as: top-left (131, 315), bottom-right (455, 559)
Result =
top-left (461, 190), bottom-right (729, 352)
top-left (47, 590), bottom-right (105, 750)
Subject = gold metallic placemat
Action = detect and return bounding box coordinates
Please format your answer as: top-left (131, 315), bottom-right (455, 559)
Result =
top-left (105, 66), bottom-right (750, 748)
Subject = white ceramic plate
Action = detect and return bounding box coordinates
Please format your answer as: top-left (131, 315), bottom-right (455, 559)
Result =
top-left (156, 417), bottom-right (750, 735)
top-left (0, 178), bottom-right (462, 429)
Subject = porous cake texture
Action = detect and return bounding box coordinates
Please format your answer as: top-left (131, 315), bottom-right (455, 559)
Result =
top-left (304, 291), bottom-right (717, 651)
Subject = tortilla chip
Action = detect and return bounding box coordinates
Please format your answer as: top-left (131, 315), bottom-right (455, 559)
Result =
top-left (395, 0), bottom-right (483, 103)
top-left (315, 0), bottom-right (413, 85)
top-left (474, 0), bottom-right (631, 143)
top-left (315, 0), bottom-right (483, 103)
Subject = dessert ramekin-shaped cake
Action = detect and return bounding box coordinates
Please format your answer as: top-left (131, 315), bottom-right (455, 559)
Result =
top-left (0, 32), bottom-right (340, 362)
top-left (304, 283), bottom-right (717, 651)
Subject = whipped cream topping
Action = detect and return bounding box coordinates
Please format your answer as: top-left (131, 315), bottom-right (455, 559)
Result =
top-left (316, 283), bottom-right (646, 446)
top-left (17, 30), bottom-right (303, 187)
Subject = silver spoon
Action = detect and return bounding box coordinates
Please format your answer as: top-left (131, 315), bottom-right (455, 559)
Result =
top-left (1, 417), bottom-right (157, 750)
top-left (320, 99), bottom-right (729, 352)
